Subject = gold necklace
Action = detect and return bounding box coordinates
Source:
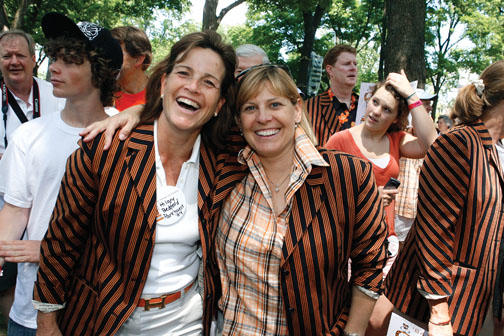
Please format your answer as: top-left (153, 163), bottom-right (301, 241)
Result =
top-left (266, 169), bottom-right (292, 193)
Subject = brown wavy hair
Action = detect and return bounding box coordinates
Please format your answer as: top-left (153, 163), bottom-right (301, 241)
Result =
top-left (451, 60), bottom-right (504, 124)
top-left (140, 31), bottom-right (236, 150)
top-left (45, 37), bottom-right (119, 106)
top-left (367, 81), bottom-right (409, 133)
top-left (111, 26), bottom-right (152, 71)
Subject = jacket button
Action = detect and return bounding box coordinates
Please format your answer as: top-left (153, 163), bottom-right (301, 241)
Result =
top-left (282, 269), bottom-right (289, 276)
top-left (206, 294), bottom-right (212, 300)
top-left (287, 307), bottom-right (295, 313)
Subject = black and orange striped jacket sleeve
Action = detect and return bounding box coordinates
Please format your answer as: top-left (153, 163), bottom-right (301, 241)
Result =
top-left (385, 122), bottom-right (504, 336)
top-left (211, 146), bottom-right (388, 335)
top-left (305, 91), bottom-right (358, 146)
top-left (34, 124), bottom-right (220, 336)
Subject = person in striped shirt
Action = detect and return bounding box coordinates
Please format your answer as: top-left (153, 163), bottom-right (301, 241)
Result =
top-left (305, 44), bottom-right (359, 145)
top-left (385, 60), bottom-right (504, 336)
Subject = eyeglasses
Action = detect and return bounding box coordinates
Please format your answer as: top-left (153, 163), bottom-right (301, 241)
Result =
top-left (235, 63), bottom-right (292, 81)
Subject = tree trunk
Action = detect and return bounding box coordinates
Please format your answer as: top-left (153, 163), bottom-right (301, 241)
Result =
top-left (202, 0), bottom-right (218, 30)
top-left (12, 0), bottom-right (29, 29)
top-left (381, 0), bottom-right (425, 85)
top-left (297, 3), bottom-right (327, 94)
top-left (0, 0), bottom-right (9, 31)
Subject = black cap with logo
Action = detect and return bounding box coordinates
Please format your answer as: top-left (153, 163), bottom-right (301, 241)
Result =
top-left (41, 12), bottom-right (123, 71)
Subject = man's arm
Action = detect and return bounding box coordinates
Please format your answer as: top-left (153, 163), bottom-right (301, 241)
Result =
top-left (0, 202), bottom-right (30, 267)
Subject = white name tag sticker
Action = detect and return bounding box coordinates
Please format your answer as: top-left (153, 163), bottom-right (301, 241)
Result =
top-left (387, 311), bottom-right (427, 336)
top-left (157, 186), bottom-right (186, 225)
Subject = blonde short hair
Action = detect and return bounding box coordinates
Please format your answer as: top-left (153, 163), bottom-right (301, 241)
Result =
top-left (235, 65), bottom-right (317, 145)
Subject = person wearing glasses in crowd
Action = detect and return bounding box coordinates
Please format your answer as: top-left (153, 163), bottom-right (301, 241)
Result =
top-left (234, 44), bottom-right (270, 78)
top-left (385, 60), bottom-right (504, 336)
top-left (214, 64), bottom-right (388, 335)
top-left (34, 30), bottom-right (236, 336)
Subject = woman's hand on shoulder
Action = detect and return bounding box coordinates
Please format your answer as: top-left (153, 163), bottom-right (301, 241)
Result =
top-left (386, 70), bottom-right (415, 100)
top-left (79, 104), bottom-right (143, 149)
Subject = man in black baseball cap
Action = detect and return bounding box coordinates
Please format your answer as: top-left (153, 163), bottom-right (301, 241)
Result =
top-left (41, 12), bottom-right (123, 71)
top-left (0, 12), bottom-right (122, 335)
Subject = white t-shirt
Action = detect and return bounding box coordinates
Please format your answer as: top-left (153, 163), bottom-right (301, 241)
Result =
top-left (0, 111), bottom-right (81, 329)
top-left (141, 120), bottom-right (201, 296)
top-left (0, 77), bottom-right (65, 156)
top-left (496, 140), bottom-right (504, 171)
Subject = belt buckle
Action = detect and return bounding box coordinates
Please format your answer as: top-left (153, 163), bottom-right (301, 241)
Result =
top-left (144, 294), bottom-right (168, 311)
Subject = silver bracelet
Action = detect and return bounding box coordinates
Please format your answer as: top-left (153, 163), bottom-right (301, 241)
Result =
top-left (343, 332), bottom-right (360, 336)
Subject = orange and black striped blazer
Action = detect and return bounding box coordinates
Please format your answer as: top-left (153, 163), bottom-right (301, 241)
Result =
top-left (34, 124), bottom-right (221, 335)
top-left (305, 91), bottom-right (358, 146)
top-left (385, 122), bottom-right (504, 335)
top-left (210, 147), bottom-right (388, 335)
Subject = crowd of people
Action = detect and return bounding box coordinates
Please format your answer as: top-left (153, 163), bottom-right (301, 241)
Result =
top-left (0, 11), bottom-right (502, 336)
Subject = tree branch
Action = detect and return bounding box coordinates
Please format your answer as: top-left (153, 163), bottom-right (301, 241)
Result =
top-left (216, 0), bottom-right (246, 24)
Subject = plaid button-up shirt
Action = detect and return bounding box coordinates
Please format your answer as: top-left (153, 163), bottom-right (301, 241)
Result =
top-left (395, 157), bottom-right (423, 219)
top-left (216, 128), bottom-right (328, 336)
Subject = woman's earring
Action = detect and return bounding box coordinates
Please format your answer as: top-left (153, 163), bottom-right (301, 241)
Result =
top-left (214, 112), bottom-right (218, 117)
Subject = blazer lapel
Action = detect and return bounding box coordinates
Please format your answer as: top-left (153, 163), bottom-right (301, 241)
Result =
top-left (476, 122), bottom-right (504, 189)
top-left (211, 151), bottom-right (247, 216)
top-left (125, 124), bottom-right (158, 228)
top-left (198, 141), bottom-right (217, 213)
top-left (282, 166), bottom-right (324, 264)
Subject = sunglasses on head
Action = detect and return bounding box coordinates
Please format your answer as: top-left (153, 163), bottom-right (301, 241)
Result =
top-left (235, 63), bottom-right (292, 81)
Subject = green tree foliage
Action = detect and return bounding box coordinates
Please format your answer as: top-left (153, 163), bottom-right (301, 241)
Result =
top-left (1, 0), bottom-right (189, 74)
top-left (119, 9), bottom-right (198, 67)
top-left (457, 0), bottom-right (504, 73)
top-left (324, 0), bottom-right (383, 50)
top-left (241, 0), bottom-right (382, 96)
top-left (423, 0), bottom-right (504, 116)
top-left (245, 0), bottom-right (333, 93)
top-left (424, 0), bottom-right (467, 116)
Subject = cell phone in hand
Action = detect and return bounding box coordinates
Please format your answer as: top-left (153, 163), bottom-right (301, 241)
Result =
top-left (384, 177), bottom-right (401, 189)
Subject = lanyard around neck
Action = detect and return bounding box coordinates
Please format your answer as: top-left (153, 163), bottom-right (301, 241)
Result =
top-left (2, 80), bottom-right (40, 148)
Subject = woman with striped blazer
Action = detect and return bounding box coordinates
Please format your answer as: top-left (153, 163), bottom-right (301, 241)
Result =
top-left (33, 31), bottom-right (237, 336)
top-left (385, 61), bottom-right (504, 336)
top-left (213, 65), bottom-right (388, 335)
